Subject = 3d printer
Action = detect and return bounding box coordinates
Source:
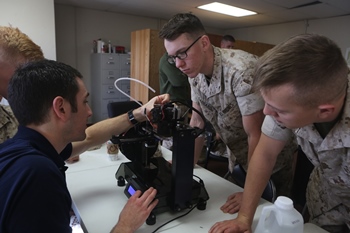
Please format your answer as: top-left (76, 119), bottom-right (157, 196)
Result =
top-left (112, 102), bottom-right (210, 224)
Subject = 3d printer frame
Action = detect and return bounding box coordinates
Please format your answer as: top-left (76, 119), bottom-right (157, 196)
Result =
top-left (114, 103), bottom-right (210, 225)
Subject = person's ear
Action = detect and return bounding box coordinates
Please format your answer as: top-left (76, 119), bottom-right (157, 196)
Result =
top-left (317, 104), bottom-right (335, 120)
top-left (201, 35), bottom-right (211, 50)
top-left (52, 96), bottom-right (68, 120)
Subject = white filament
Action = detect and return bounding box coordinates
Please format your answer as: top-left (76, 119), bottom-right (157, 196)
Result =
top-left (114, 77), bottom-right (156, 106)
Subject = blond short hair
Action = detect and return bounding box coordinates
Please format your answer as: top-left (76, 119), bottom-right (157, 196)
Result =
top-left (0, 26), bottom-right (44, 65)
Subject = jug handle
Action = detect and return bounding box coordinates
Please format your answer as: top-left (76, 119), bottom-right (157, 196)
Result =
top-left (259, 205), bottom-right (276, 230)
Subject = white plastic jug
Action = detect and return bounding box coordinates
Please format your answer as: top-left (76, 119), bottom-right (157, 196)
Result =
top-left (254, 196), bottom-right (304, 233)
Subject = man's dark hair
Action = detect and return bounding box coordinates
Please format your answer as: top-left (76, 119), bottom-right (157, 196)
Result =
top-left (159, 13), bottom-right (206, 41)
top-left (8, 59), bottom-right (83, 126)
top-left (222, 35), bottom-right (235, 42)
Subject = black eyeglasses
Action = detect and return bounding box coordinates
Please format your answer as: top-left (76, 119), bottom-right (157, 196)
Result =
top-left (167, 35), bottom-right (203, 64)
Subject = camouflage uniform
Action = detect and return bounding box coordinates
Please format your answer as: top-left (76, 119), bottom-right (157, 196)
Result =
top-left (0, 105), bottom-right (18, 143)
top-left (261, 75), bottom-right (350, 232)
top-left (189, 47), bottom-right (296, 196)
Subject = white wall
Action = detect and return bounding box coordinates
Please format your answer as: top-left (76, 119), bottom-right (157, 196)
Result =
top-left (0, 0), bottom-right (56, 60)
top-left (55, 5), bottom-right (161, 98)
top-left (307, 15), bottom-right (350, 56)
top-left (74, 7), bottom-right (161, 86)
top-left (226, 15), bottom-right (350, 56)
top-left (55, 4), bottom-right (224, 97)
top-left (55, 4), bottom-right (76, 66)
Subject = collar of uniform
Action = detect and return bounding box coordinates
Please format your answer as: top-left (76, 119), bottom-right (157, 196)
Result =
top-left (198, 46), bottom-right (223, 97)
top-left (296, 76), bottom-right (350, 151)
top-left (329, 78), bottom-right (350, 148)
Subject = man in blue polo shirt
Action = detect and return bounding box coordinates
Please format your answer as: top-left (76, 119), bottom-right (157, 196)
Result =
top-left (0, 60), bottom-right (167, 233)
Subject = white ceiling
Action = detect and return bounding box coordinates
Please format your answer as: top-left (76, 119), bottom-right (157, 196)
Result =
top-left (54, 0), bottom-right (350, 30)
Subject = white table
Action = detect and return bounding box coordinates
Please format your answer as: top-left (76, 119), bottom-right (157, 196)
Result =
top-left (66, 144), bottom-right (328, 233)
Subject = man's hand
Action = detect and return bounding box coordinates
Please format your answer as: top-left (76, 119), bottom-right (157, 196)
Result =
top-left (134, 94), bottom-right (170, 122)
top-left (112, 187), bottom-right (158, 233)
top-left (220, 192), bottom-right (243, 214)
top-left (142, 94), bottom-right (170, 116)
top-left (209, 217), bottom-right (251, 233)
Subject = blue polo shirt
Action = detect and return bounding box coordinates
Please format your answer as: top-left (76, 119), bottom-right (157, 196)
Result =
top-left (0, 126), bottom-right (72, 233)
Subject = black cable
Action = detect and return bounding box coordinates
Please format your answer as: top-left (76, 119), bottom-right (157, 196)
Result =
top-left (192, 174), bottom-right (202, 181)
top-left (193, 174), bottom-right (209, 203)
top-left (193, 174), bottom-right (205, 186)
top-left (150, 174), bottom-right (208, 232)
top-left (151, 204), bottom-right (198, 233)
top-left (169, 100), bottom-right (207, 136)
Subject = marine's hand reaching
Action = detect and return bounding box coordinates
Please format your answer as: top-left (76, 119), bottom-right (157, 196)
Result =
top-left (209, 216), bottom-right (251, 233)
top-left (220, 192), bottom-right (243, 214)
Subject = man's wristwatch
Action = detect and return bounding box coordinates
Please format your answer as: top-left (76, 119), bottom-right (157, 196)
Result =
top-left (127, 110), bottom-right (138, 125)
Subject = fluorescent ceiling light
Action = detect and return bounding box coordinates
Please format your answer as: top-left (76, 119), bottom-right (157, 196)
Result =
top-left (197, 2), bottom-right (257, 17)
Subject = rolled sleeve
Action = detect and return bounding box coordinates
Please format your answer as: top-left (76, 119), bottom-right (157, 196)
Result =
top-left (236, 92), bottom-right (264, 116)
top-left (262, 115), bottom-right (293, 142)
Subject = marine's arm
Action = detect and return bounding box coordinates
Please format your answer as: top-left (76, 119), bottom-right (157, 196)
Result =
top-left (211, 134), bottom-right (286, 233)
top-left (216, 110), bottom-right (265, 214)
top-left (242, 110), bottom-right (265, 162)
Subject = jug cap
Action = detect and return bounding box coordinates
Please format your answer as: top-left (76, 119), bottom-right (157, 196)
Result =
top-left (274, 196), bottom-right (293, 210)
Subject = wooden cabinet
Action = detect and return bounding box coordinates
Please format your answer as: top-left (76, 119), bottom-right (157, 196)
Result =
top-left (207, 33), bottom-right (223, 47)
top-left (130, 29), bottom-right (166, 104)
top-left (234, 40), bottom-right (274, 56)
top-left (208, 33), bottom-right (274, 56)
top-left (90, 53), bottom-right (131, 122)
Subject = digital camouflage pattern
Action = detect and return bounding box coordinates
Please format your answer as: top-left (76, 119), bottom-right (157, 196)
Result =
top-left (301, 77), bottom-right (350, 231)
top-left (0, 105), bottom-right (18, 143)
top-left (189, 47), bottom-right (297, 196)
top-left (262, 74), bottom-right (350, 231)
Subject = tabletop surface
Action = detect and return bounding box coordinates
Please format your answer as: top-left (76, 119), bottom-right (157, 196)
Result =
top-left (66, 144), bottom-right (328, 233)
